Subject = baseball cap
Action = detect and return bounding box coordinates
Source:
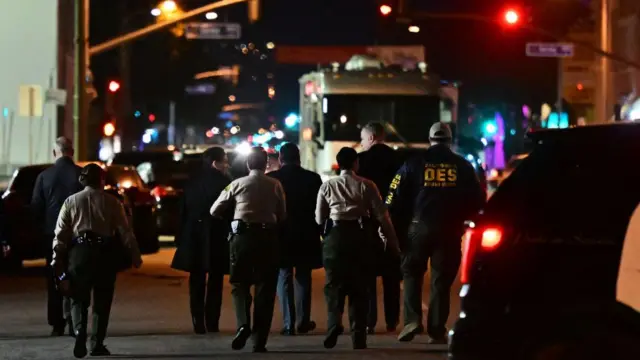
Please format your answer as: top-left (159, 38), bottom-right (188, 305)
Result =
top-left (429, 122), bottom-right (452, 140)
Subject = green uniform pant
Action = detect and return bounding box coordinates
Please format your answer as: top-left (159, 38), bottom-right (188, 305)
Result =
top-left (323, 222), bottom-right (371, 342)
top-left (229, 228), bottom-right (279, 347)
top-left (402, 222), bottom-right (462, 339)
top-left (68, 243), bottom-right (117, 348)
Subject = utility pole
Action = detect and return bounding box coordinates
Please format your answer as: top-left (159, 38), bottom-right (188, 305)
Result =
top-left (73, 0), bottom-right (89, 161)
top-left (119, 1), bottom-right (133, 151)
top-left (596, 0), bottom-right (613, 124)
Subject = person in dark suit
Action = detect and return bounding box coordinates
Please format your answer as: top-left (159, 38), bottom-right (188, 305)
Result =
top-left (31, 137), bottom-right (83, 336)
top-left (268, 143), bottom-right (323, 335)
top-left (171, 147), bottom-right (231, 334)
top-left (358, 122), bottom-right (403, 334)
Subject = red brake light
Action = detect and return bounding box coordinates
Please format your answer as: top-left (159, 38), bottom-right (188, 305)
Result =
top-left (481, 228), bottom-right (503, 249)
top-left (150, 186), bottom-right (168, 198)
top-left (460, 226), bottom-right (503, 284)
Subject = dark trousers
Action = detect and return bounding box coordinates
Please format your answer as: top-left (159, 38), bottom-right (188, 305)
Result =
top-left (67, 244), bottom-right (117, 349)
top-left (189, 271), bottom-right (224, 330)
top-left (402, 222), bottom-right (462, 339)
top-left (277, 266), bottom-right (312, 329)
top-left (46, 253), bottom-right (71, 328)
top-left (366, 254), bottom-right (401, 329)
top-left (229, 229), bottom-right (279, 347)
top-left (323, 223), bottom-right (369, 343)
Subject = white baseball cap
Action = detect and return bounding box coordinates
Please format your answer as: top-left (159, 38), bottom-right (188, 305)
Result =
top-left (429, 122), bottom-right (452, 140)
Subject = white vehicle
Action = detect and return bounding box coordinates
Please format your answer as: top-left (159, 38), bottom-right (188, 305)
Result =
top-left (298, 56), bottom-right (459, 180)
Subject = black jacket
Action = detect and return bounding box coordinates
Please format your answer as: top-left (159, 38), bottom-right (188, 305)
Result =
top-left (386, 144), bottom-right (486, 233)
top-left (358, 143), bottom-right (403, 197)
top-left (268, 164), bottom-right (323, 269)
top-left (171, 167), bottom-right (231, 273)
top-left (31, 157), bottom-right (83, 237)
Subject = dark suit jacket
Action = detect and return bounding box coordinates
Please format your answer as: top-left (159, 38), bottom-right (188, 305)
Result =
top-left (171, 167), bottom-right (231, 273)
top-left (358, 144), bottom-right (403, 277)
top-left (268, 164), bottom-right (323, 269)
top-left (31, 157), bottom-right (82, 241)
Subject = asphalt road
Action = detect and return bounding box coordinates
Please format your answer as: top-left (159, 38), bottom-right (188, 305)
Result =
top-left (0, 249), bottom-right (461, 360)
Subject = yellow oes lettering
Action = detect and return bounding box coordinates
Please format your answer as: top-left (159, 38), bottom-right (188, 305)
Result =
top-left (436, 169), bottom-right (446, 182)
top-left (447, 169), bottom-right (457, 182)
top-left (425, 168), bottom-right (435, 181)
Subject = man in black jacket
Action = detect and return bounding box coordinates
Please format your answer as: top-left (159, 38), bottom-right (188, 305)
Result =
top-left (171, 147), bottom-right (231, 334)
top-left (31, 137), bottom-right (83, 336)
top-left (357, 122), bottom-right (403, 334)
top-left (268, 143), bottom-right (323, 335)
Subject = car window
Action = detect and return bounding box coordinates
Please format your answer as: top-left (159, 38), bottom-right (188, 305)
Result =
top-left (8, 166), bottom-right (50, 199)
top-left (141, 161), bottom-right (198, 189)
top-left (106, 167), bottom-right (145, 189)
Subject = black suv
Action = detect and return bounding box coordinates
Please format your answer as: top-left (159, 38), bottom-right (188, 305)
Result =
top-left (449, 123), bottom-right (640, 360)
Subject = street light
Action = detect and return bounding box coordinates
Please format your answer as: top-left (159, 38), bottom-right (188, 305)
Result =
top-left (103, 122), bottom-right (116, 137)
top-left (108, 80), bottom-right (120, 93)
top-left (408, 25), bottom-right (420, 33)
top-left (205, 11), bottom-right (218, 20)
top-left (160, 0), bottom-right (177, 13)
top-left (380, 5), bottom-right (392, 16)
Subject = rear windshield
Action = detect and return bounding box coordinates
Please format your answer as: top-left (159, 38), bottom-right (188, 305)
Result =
top-left (8, 166), bottom-right (49, 199)
top-left (142, 161), bottom-right (198, 188)
top-left (106, 167), bottom-right (145, 189)
top-left (488, 142), bottom-right (640, 242)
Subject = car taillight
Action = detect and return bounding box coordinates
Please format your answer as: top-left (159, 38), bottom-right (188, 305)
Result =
top-left (460, 226), bottom-right (503, 284)
top-left (481, 228), bottom-right (502, 249)
top-left (150, 186), bottom-right (168, 198)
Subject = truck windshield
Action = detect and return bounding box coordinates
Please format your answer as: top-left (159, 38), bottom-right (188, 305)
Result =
top-left (323, 94), bottom-right (442, 143)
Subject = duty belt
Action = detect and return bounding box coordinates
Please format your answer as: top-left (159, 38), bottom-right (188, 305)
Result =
top-left (73, 231), bottom-right (112, 246)
top-left (230, 220), bottom-right (276, 235)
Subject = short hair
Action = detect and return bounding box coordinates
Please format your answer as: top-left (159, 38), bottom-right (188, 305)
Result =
top-left (279, 143), bottom-right (300, 164)
top-left (247, 147), bottom-right (268, 171)
top-left (54, 137), bottom-right (74, 155)
top-left (79, 164), bottom-right (105, 188)
top-left (362, 122), bottom-right (386, 139)
top-left (336, 147), bottom-right (358, 170)
top-left (202, 146), bottom-right (226, 166)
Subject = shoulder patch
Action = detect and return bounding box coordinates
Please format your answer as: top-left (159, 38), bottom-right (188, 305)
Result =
top-left (224, 184), bottom-right (231, 192)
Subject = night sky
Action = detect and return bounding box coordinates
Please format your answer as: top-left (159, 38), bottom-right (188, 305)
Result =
top-left (88, 0), bottom-right (592, 127)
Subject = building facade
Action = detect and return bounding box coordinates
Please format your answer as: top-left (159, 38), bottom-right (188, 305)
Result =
top-left (0, 1), bottom-right (60, 175)
top-left (612, 0), bottom-right (640, 119)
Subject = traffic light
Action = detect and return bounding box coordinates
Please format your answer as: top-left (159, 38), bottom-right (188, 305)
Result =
top-left (503, 9), bottom-right (519, 25)
top-left (484, 121), bottom-right (497, 135)
top-left (148, 113), bottom-right (156, 122)
top-left (108, 80), bottom-right (120, 93)
top-left (379, 4), bottom-right (392, 16)
top-left (103, 122), bottom-right (115, 137)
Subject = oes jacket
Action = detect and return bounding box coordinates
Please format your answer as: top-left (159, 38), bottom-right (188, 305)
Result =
top-left (386, 144), bottom-right (486, 231)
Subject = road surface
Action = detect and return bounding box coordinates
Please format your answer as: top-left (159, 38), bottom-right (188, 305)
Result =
top-left (0, 249), bottom-right (461, 359)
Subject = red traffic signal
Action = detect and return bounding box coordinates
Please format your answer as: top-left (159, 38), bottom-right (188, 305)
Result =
top-left (503, 9), bottom-right (519, 25)
top-left (148, 114), bottom-right (156, 122)
top-left (379, 4), bottom-right (392, 16)
top-left (108, 80), bottom-right (120, 93)
top-left (103, 122), bottom-right (115, 137)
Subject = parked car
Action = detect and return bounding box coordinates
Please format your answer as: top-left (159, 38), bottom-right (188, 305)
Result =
top-left (449, 123), bottom-right (640, 360)
top-left (136, 160), bottom-right (199, 236)
top-left (109, 150), bottom-right (176, 167)
top-left (0, 163), bottom-right (159, 268)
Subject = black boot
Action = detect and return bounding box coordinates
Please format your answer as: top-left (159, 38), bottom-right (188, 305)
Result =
top-left (73, 332), bottom-right (87, 358)
top-left (231, 326), bottom-right (251, 350)
top-left (192, 317), bottom-right (206, 334)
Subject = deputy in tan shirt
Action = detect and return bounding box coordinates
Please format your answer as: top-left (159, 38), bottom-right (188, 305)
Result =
top-left (51, 164), bottom-right (142, 358)
top-left (209, 147), bottom-right (286, 353)
top-left (316, 147), bottom-right (399, 351)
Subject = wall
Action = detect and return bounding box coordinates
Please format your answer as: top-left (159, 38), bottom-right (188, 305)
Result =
top-left (0, 1), bottom-right (58, 175)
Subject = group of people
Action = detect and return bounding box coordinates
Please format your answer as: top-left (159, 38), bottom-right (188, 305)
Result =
top-left (172, 121), bottom-right (486, 352)
top-left (0, 120), bottom-right (485, 358)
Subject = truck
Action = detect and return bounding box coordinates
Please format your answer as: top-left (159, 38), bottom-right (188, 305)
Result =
top-left (298, 55), bottom-right (459, 180)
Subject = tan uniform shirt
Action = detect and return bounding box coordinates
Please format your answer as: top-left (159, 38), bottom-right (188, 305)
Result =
top-left (316, 170), bottom-right (400, 250)
top-left (210, 169), bottom-right (286, 224)
top-left (51, 187), bottom-right (142, 266)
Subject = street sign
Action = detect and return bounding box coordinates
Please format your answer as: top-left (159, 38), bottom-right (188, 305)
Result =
top-left (184, 22), bottom-right (241, 40)
top-left (18, 85), bottom-right (43, 118)
top-left (526, 43), bottom-right (574, 57)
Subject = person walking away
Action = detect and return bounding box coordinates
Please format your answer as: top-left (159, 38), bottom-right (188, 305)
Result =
top-left (268, 143), bottom-right (323, 335)
top-left (387, 122), bottom-right (486, 345)
top-left (210, 147), bottom-right (286, 352)
top-left (31, 137), bottom-right (83, 336)
top-left (51, 164), bottom-right (143, 358)
top-left (358, 122), bottom-right (403, 334)
top-left (316, 147), bottom-right (401, 350)
top-left (171, 147), bottom-right (231, 334)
